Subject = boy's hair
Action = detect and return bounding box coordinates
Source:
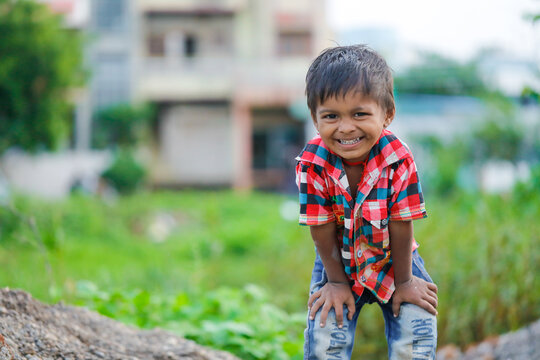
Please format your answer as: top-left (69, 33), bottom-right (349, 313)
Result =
top-left (306, 44), bottom-right (395, 115)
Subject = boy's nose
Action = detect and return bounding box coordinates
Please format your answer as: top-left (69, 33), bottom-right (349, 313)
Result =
top-left (338, 118), bottom-right (356, 133)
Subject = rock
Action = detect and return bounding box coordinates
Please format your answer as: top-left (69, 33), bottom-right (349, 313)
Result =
top-left (436, 344), bottom-right (462, 360)
top-left (436, 319), bottom-right (540, 360)
top-left (0, 288), bottom-right (239, 360)
top-left (494, 319), bottom-right (540, 359)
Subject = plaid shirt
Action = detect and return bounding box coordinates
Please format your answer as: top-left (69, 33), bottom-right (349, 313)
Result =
top-left (296, 129), bottom-right (427, 303)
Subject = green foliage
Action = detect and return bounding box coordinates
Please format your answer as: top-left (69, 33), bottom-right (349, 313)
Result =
top-left (415, 192), bottom-right (540, 345)
top-left (92, 103), bottom-right (154, 193)
top-left (0, 0), bottom-right (86, 154)
top-left (415, 96), bottom-right (529, 197)
top-left (72, 281), bottom-right (304, 360)
top-left (521, 85), bottom-right (540, 104)
top-left (524, 12), bottom-right (540, 24)
top-left (415, 136), bottom-right (470, 197)
top-left (0, 191), bottom-right (311, 311)
top-left (514, 163), bottom-right (540, 199)
top-left (394, 52), bottom-right (489, 96)
top-left (92, 103), bottom-right (154, 149)
top-left (470, 99), bottom-right (525, 162)
top-left (0, 202), bottom-right (20, 239)
top-left (0, 197), bottom-right (63, 251)
top-left (472, 119), bottom-right (524, 162)
top-left (1, 191), bottom-right (538, 358)
top-left (101, 150), bottom-right (146, 194)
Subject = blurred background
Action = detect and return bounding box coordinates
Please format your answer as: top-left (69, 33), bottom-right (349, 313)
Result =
top-left (0, 0), bottom-right (539, 359)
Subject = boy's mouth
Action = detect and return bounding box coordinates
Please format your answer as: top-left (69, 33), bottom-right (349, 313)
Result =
top-left (338, 137), bottom-right (362, 145)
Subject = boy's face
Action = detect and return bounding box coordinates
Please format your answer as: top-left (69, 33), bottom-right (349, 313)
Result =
top-left (311, 91), bottom-right (394, 163)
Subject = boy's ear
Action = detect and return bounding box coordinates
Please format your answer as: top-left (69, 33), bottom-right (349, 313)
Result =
top-left (383, 107), bottom-right (395, 128)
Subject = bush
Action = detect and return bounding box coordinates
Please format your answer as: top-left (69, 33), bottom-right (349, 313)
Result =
top-left (514, 163), bottom-right (540, 200)
top-left (415, 192), bottom-right (540, 345)
top-left (414, 135), bottom-right (469, 197)
top-left (92, 103), bottom-right (154, 150)
top-left (470, 102), bottom-right (524, 163)
top-left (101, 151), bottom-right (146, 194)
top-left (72, 281), bottom-right (305, 360)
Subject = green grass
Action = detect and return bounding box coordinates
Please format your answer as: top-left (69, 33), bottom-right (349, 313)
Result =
top-left (415, 192), bottom-right (540, 344)
top-left (1, 190), bottom-right (539, 359)
top-left (0, 191), bottom-right (313, 311)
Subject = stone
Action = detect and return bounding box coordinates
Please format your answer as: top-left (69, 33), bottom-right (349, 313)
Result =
top-left (436, 344), bottom-right (462, 360)
top-left (436, 320), bottom-right (540, 360)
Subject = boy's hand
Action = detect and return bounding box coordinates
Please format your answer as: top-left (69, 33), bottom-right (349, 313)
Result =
top-left (308, 282), bottom-right (355, 328)
top-left (392, 276), bottom-right (438, 317)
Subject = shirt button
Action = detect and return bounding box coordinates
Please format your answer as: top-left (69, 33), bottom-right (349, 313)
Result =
top-left (357, 249), bottom-right (362, 258)
top-left (381, 218), bottom-right (388, 226)
top-left (361, 275), bottom-right (367, 282)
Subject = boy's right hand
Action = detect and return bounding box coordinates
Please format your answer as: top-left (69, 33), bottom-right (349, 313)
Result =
top-left (308, 281), bottom-right (356, 329)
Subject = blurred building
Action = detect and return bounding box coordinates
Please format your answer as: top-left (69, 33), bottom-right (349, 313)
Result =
top-left (3, 0), bottom-right (329, 198)
top-left (134, 0), bottom-right (330, 191)
top-left (75, 0), bottom-right (328, 192)
top-left (476, 48), bottom-right (540, 98)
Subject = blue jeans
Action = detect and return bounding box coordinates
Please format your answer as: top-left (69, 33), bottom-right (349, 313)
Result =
top-left (304, 250), bottom-right (437, 359)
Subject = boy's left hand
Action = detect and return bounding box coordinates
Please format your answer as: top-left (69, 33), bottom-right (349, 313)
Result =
top-left (392, 276), bottom-right (438, 317)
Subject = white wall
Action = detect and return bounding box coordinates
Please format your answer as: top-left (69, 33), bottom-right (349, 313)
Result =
top-left (159, 103), bottom-right (234, 185)
top-left (1, 151), bottom-right (110, 199)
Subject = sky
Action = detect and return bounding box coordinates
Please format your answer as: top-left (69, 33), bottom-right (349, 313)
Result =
top-left (326, 0), bottom-right (540, 61)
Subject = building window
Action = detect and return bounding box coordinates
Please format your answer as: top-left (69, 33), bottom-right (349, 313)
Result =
top-left (277, 31), bottom-right (312, 56)
top-left (252, 132), bottom-right (268, 169)
top-left (148, 34), bottom-right (165, 57)
top-left (184, 34), bottom-right (197, 58)
top-left (94, 0), bottom-right (126, 32)
top-left (93, 54), bottom-right (129, 108)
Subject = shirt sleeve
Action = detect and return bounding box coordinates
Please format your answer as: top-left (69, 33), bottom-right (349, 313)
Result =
top-left (389, 157), bottom-right (427, 221)
top-left (296, 161), bottom-right (335, 226)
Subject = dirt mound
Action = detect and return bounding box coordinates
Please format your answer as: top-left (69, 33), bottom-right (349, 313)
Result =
top-left (0, 288), bottom-right (238, 360)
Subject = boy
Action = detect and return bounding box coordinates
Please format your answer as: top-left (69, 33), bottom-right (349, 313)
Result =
top-left (296, 45), bottom-right (438, 359)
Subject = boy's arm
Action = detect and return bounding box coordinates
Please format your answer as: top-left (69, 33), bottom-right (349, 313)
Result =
top-left (389, 220), bottom-right (438, 317)
top-left (308, 222), bottom-right (356, 328)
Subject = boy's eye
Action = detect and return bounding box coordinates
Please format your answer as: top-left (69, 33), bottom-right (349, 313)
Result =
top-left (354, 112), bottom-right (369, 117)
top-left (322, 114), bottom-right (337, 120)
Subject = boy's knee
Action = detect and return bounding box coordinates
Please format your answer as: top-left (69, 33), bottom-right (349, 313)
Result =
top-left (389, 304), bottom-right (437, 359)
top-left (305, 307), bottom-right (355, 359)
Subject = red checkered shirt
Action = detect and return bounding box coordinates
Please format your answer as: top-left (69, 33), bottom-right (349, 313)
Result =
top-left (296, 129), bottom-right (427, 303)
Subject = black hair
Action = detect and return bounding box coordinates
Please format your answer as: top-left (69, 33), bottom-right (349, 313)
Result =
top-left (305, 44), bottom-right (395, 115)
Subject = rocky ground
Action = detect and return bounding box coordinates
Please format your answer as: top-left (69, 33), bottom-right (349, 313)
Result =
top-left (0, 288), bottom-right (238, 360)
top-left (436, 319), bottom-right (540, 360)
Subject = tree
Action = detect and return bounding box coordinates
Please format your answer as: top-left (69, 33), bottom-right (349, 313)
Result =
top-left (0, 0), bottom-right (86, 155)
top-left (92, 103), bottom-right (154, 150)
top-left (92, 103), bottom-right (155, 194)
top-left (394, 52), bottom-right (489, 96)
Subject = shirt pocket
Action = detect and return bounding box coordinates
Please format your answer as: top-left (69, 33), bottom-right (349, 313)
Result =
top-left (361, 199), bottom-right (389, 229)
top-left (332, 204), bottom-right (345, 226)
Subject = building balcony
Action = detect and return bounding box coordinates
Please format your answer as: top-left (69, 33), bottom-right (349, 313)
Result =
top-left (135, 56), bottom-right (310, 102)
top-left (137, 0), bottom-right (248, 14)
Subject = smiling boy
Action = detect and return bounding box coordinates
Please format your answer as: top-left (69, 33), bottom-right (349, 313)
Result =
top-left (296, 45), bottom-right (438, 359)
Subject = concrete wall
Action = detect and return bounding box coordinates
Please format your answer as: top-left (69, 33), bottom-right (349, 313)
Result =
top-left (1, 151), bottom-right (110, 199)
top-left (154, 103), bottom-right (234, 185)
top-left (133, 0), bottom-right (332, 189)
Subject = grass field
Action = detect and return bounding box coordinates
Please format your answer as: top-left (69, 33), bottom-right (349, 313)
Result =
top-left (1, 190), bottom-right (539, 359)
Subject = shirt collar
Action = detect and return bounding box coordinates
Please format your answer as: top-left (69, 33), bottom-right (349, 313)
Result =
top-left (296, 129), bottom-right (411, 186)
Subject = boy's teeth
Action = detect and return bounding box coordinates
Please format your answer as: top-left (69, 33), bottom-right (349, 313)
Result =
top-left (339, 137), bottom-right (360, 145)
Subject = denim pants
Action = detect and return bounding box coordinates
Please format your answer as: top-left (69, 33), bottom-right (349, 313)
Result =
top-left (304, 250), bottom-right (437, 359)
